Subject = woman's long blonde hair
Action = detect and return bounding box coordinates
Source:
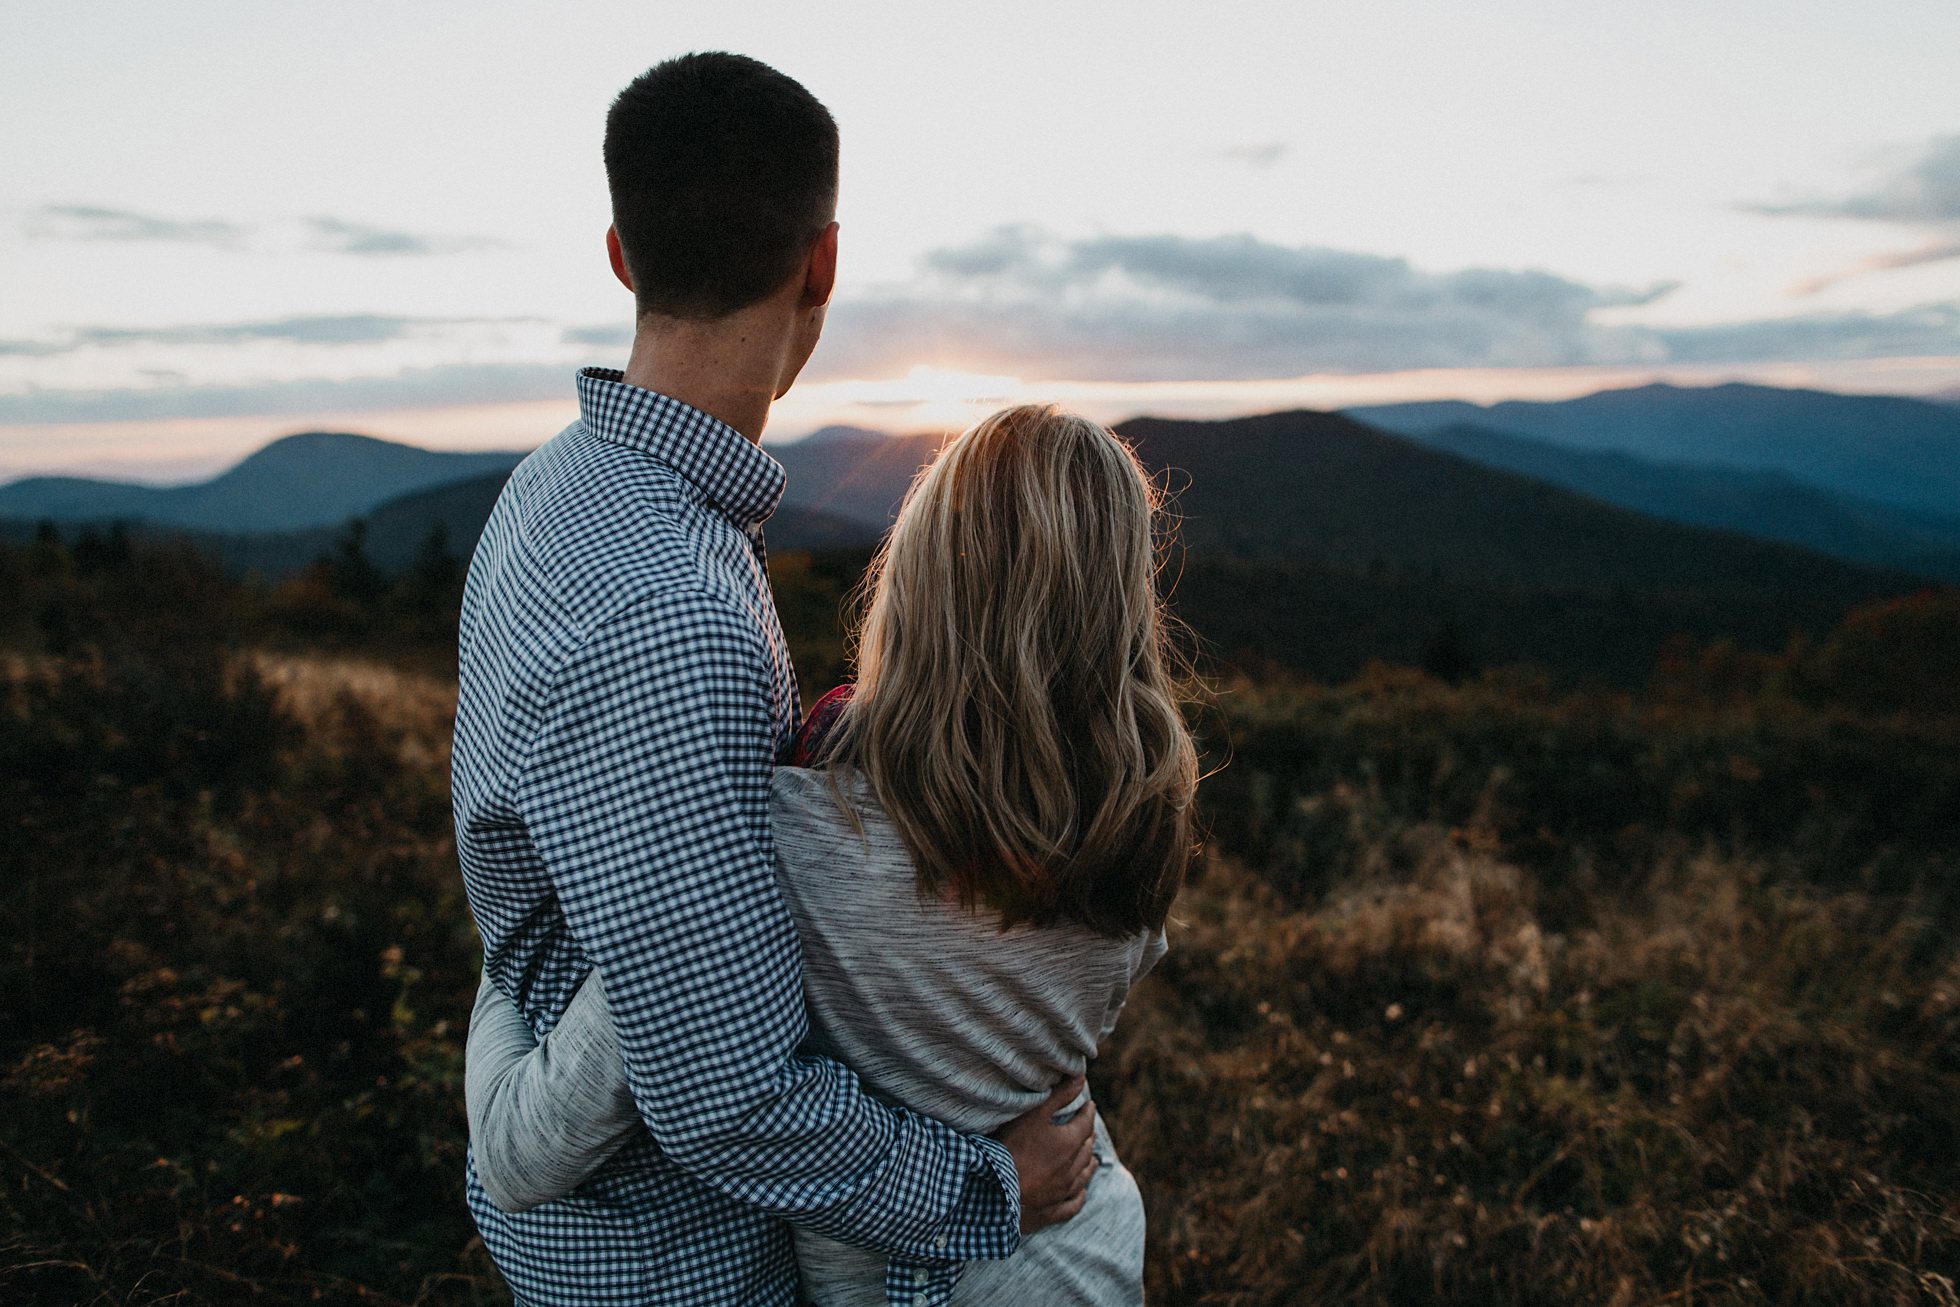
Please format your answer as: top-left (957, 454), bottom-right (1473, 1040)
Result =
top-left (823, 404), bottom-right (1198, 937)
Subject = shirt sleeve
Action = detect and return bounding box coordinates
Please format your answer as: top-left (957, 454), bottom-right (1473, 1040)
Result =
top-left (515, 586), bottom-right (1021, 1267)
top-left (465, 968), bottom-right (640, 1213)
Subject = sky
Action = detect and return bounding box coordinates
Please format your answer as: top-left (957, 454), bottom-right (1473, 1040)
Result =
top-left (4, 0), bottom-right (1960, 482)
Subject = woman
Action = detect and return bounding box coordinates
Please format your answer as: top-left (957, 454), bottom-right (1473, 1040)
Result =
top-left (465, 404), bottom-right (1198, 1304)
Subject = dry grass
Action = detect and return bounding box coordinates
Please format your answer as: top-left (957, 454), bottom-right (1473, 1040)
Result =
top-left (1101, 832), bottom-right (1960, 1304)
top-left (8, 623), bottom-right (1960, 1303)
top-left (253, 650), bottom-right (457, 772)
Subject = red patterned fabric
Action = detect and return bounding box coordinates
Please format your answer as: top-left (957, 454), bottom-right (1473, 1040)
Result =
top-left (787, 683), bottom-right (855, 768)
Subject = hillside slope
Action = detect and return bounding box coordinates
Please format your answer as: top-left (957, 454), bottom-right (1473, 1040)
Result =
top-left (774, 411), bottom-right (1934, 685)
top-left (1406, 421), bottom-right (1960, 582)
top-left (1347, 382), bottom-right (1960, 516)
top-left (780, 410), bottom-right (1922, 605)
top-left (1117, 409), bottom-right (1930, 603)
top-left (8, 410), bottom-right (1938, 688)
top-left (0, 433), bottom-right (528, 532)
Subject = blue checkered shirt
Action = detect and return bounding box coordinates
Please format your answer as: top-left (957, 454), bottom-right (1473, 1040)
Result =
top-left (453, 368), bottom-right (1021, 1305)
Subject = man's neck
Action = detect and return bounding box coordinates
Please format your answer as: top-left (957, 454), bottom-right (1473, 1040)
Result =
top-left (620, 311), bottom-right (790, 445)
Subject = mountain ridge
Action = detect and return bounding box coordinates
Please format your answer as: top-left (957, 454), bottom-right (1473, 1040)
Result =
top-left (10, 393), bottom-right (1946, 689)
top-left (764, 407), bottom-right (1933, 686)
top-left (0, 432), bottom-right (530, 533)
top-left (1346, 381), bottom-right (1960, 517)
top-left (1405, 420), bottom-right (1960, 582)
top-left (3, 469), bottom-right (884, 579)
top-left (1113, 408), bottom-right (1921, 599)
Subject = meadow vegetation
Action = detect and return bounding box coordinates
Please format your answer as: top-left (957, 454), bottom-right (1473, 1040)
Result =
top-left (2, 529), bottom-right (1957, 1304)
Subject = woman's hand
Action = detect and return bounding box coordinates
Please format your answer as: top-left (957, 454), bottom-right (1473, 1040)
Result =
top-left (994, 1077), bottom-right (1099, 1236)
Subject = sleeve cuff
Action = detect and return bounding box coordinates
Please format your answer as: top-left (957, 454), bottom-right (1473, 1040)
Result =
top-left (896, 1133), bottom-right (1020, 1264)
top-left (883, 1256), bottom-right (966, 1306)
top-left (879, 1138), bottom-right (1026, 1302)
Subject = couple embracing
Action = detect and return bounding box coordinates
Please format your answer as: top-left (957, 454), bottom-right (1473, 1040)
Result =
top-left (453, 51), bottom-right (1198, 1306)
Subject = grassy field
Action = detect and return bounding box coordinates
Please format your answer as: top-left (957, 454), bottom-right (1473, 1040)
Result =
top-left (1107, 674), bottom-right (1960, 1304)
top-left (3, 534), bottom-right (1958, 1304)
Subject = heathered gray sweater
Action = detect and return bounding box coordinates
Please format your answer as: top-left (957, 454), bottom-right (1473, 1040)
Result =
top-left (465, 766), bottom-right (1166, 1305)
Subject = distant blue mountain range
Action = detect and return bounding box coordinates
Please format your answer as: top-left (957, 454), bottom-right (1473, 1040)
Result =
top-left (0, 432), bottom-right (529, 533)
top-left (6, 383), bottom-right (1951, 689)
top-left (4, 382), bottom-right (1957, 589)
top-left (1346, 382), bottom-right (1960, 518)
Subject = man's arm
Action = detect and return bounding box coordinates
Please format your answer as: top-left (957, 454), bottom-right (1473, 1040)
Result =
top-left (517, 586), bottom-right (1020, 1262)
top-left (466, 967), bottom-right (1100, 1233)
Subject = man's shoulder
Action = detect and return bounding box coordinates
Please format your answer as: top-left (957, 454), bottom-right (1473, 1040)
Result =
top-left (500, 424), bottom-right (694, 550)
top-left (484, 426), bottom-right (707, 610)
top-left (469, 423), bottom-right (771, 664)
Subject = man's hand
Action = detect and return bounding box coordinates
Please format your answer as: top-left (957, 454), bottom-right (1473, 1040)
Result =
top-left (994, 1077), bottom-right (1099, 1236)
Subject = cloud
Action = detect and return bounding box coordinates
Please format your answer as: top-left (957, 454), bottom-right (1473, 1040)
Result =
top-left (1791, 238), bottom-right (1960, 296)
top-left (7, 232), bottom-right (1956, 427)
top-left (18, 203), bottom-right (508, 257)
top-left (302, 216), bottom-right (507, 257)
top-left (802, 227), bottom-right (1958, 383)
top-left (0, 338), bottom-right (68, 358)
top-left (80, 314), bottom-right (443, 348)
top-left (1066, 233), bottom-right (1675, 315)
top-left (1217, 142), bottom-right (1289, 169)
top-left (913, 228), bottom-right (1677, 316)
top-left (1747, 135), bottom-right (1960, 224)
top-left (3, 313), bottom-right (532, 357)
top-left (22, 203), bottom-right (250, 248)
top-left (1745, 135), bottom-right (1960, 291)
top-left (1647, 301), bottom-right (1960, 364)
top-left (0, 361), bottom-right (578, 425)
top-left (561, 323), bottom-right (634, 348)
top-left (815, 227), bottom-right (1687, 382)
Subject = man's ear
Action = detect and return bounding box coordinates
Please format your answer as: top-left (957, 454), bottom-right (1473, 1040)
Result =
top-left (803, 222), bottom-right (839, 309)
top-left (606, 225), bottom-right (635, 293)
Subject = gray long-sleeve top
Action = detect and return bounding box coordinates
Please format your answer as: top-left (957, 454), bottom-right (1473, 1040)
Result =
top-left (466, 765), bottom-right (1167, 1305)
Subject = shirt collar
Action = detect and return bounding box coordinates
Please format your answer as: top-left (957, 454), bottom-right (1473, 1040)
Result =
top-left (575, 367), bottom-right (786, 530)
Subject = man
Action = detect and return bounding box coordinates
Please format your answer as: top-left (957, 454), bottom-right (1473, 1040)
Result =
top-left (451, 53), bottom-right (1096, 1306)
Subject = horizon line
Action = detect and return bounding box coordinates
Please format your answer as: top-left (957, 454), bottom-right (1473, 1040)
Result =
top-left (4, 364), bottom-right (1958, 489)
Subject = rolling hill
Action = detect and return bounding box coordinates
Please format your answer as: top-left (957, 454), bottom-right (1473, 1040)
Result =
top-left (1125, 410), bottom-right (1930, 682)
top-left (328, 472), bottom-right (878, 568)
top-left (6, 469), bottom-right (887, 579)
top-left (9, 395), bottom-right (1945, 688)
top-left (1346, 382), bottom-right (1960, 517)
top-left (1118, 410), bottom-right (1912, 597)
top-left (1348, 420), bottom-right (1960, 583)
top-left (0, 432), bottom-right (528, 533)
top-left (772, 411), bottom-right (1934, 685)
top-left (776, 410), bottom-right (1923, 601)
top-left (771, 430), bottom-right (946, 528)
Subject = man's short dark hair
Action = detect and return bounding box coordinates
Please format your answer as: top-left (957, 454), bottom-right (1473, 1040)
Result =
top-left (604, 53), bottom-right (839, 320)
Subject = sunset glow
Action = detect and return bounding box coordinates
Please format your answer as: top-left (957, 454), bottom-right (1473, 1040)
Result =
top-left (4, 0), bottom-right (1958, 479)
